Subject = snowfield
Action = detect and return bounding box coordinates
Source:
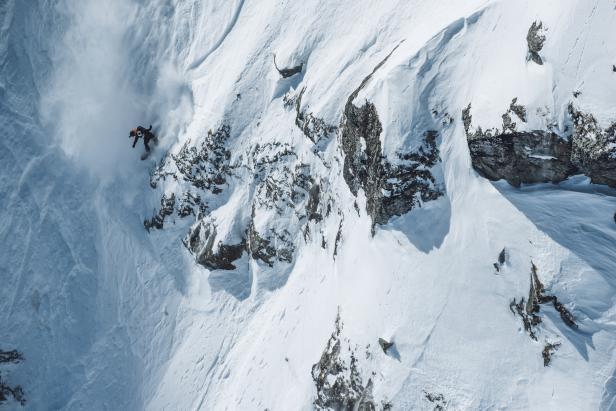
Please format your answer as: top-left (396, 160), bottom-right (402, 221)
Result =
top-left (1, 0), bottom-right (616, 410)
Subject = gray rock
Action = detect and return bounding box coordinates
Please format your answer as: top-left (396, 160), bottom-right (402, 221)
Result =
top-left (185, 221), bottom-right (245, 270)
top-left (273, 54), bottom-right (303, 78)
top-left (378, 338), bottom-right (394, 353)
top-left (172, 125), bottom-right (231, 192)
top-left (498, 248), bottom-right (506, 265)
top-left (247, 216), bottom-right (294, 267)
top-left (294, 87), bottom-right (337, 146)
top-left (340, 49), bottom-right (443, 228)
top-left (542, 342), bottom-right (561, 367)
top-left (312, 312), bottom-right (386, 411)
top-left (144, 193), bottom-right (176, 231)
top-left (468, 131), bottom-right (576, 186)
top-left (527, 21), bottom-right (546, 65)
top-left (568, 104), bottom-right (616, 187)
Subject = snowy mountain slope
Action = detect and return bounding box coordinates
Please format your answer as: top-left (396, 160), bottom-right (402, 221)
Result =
top-left (1, 0), bottom-right (616, 410)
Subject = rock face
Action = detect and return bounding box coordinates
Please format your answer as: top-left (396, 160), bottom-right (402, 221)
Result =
top-left (464, 102), bottom-right (616, 187)
top-left (311, 312), bottom-right (391, 411)
top-left (184, 220), bottom-right (245, 270)
top-left (294, 87), bottom-right (337, 147)
top-left (144, 193), bottom-right (176, 230)
top-left (510, 261), bottom-right (575, 369)
top-left (274, 54), bottom-right (303, 78)
top-left (247, 217), bottom-right (294, 267)
top-left (568, 104), bottom-right (616, 187)
top-left (0, 349), bottom-right (25, 406)
top-left (340, 45), bottom-right (443, 228)
top-left (468, 131), bottom-right (575, 186)
top-left (526, 21), bottom-right (546, 65)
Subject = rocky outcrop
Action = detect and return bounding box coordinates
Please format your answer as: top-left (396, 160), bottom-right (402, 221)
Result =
top-left (526, 21), bottom-right (546, 65)
top-left (172, 125), bottom-right (231, 193)
top-left (465, 101), bottom-right (616, 187)
top-left (568, 104), bottom-right (616, 187)
top-left (423, 391), bottom-right (447, 411)
top-left (273, 54), bottom-right (303, 78)
top-left (293, 88), bottom-right (337, 146)
top-left (509, 297), bottom-right (542, 341)
top-left (0, 349), bottom-right (25, 406)
top-left (378, 338), bottom-right (394, 353)
top-left (341, 106), bottom-right (443, 226)
top-left (247, 217), bottom-right (294, 267)
top-left (340, 45), bottom-right (443, 228)
top-left (379, 131), bottom-right (442, 223)
top-left (542, 342), bottom-right (561, 367)
top-left (184, 220), bottom-right (245, 270)
top-left (144, 193), bottom-right (176, 231)
top-left (510, 262), bottom-right (576, 343)
top-left (312, 312), bottom-right (391, 411)
top-left (494, 247), bottom-right (507, 273)
top-left (176, 192), bottom-right (207, 218)
top-left (341, 98), bottom-right (385, 226)
top-left (527, 262), bottom-right (577, 329)
top-left (464, 99), bottom-right (528, 140)
top-left (468, 131), bottom-right (575, 186)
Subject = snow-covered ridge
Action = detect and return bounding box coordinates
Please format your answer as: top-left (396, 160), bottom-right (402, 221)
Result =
top-left (2, 0), bottom-right (616, 410)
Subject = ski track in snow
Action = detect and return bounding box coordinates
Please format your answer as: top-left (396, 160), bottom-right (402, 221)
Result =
top-left (1, 0), bottom-right (616, 410)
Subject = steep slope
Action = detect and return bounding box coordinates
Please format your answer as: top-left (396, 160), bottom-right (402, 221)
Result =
top-left (1, 0), bottom-right (615, 410)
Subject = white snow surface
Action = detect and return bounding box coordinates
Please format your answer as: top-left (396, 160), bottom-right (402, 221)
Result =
top-left (1, 0), bottom-right (616, 410)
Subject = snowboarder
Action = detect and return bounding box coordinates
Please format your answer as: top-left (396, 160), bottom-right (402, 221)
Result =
top-left (129, 125), bottom-right (157, 159)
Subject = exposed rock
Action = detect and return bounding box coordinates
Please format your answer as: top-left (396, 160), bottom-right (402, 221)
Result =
top-left (340, 48), bottom-right (443, 227)
top-left (177, 192), bottom-right (206, 218)
top-left (378, 338), bottom-right (394, 353)
top-left (568, 104), bottom-right (616, 187)
top-left (312, 312), bottom-right (387, 411)
top-left (333, 220), bottom-right (343, 257)
top-left (341, 97), bottom-right (384, 224)
top-left (509, 297), bottom-right (542, 340)
top-left (527, 21), bottom-right (546, 65)
top-left (379, 131), bottom-right (443, 224)
top-left (172, 125), bottom-right (231, 192)
top-left (0, 350), bottom-right (23, 364)
top-left (0, 349), bottom-right (25, 406)
top-left (423, 391), bottom-right (447, 411)
top-left (149, 154), bottom-right (177, 189)
top-left (184, 221), bottom-right (245, 270)
top-left (468, 131), bottom-right (576, 186)
top-left (494, 248), bottom-right (507, 273)
top-left (511, 262), bottom-right (577, 341)
top-left (294, 87), bottom-right (337, 146)
top-left (509, 98), bottom-right (528, 123)
top-left (144, 193), bottom-right (176, 231)
top-left (273, 54), bottom-right (303, 78)
top-left (528, 262), bottom-right (577, 329)
top-left (466, 102), bottom-right (616, 187)
top-left (247, 215), bottom-right (294, 267)
top-left (498, 248), bottom-right (507, 265)
top-left (542, 342), bottom-right (561, 367)
top-left (306, 183), bottom-right (322, 222)
top-left (0, 377), bottom-right (25, 406)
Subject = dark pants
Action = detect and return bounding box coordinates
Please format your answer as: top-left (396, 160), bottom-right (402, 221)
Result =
top-left (143, 134), bottom-right (154, 152)
top-left (132, 131), bottom-right (155, 151)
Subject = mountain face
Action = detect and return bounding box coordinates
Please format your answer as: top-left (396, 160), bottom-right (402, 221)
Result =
top-left (1, 0), bottom-right (616, 410)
